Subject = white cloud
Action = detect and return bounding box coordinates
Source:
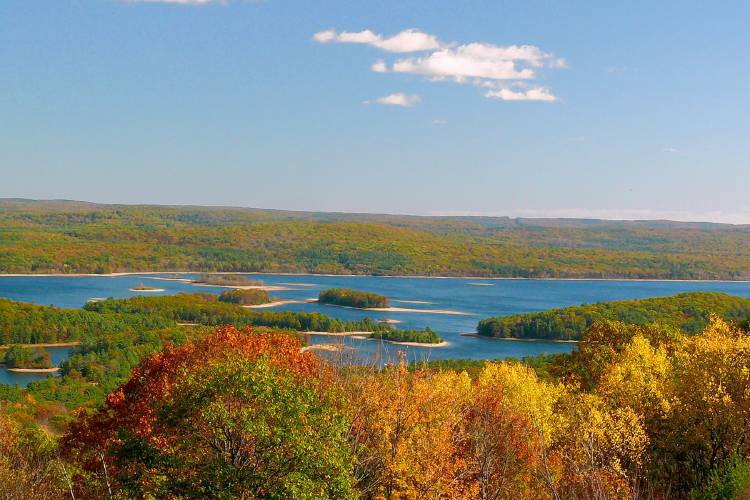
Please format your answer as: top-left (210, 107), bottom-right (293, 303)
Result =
top-left (313, 29), bottom-right (441, 53)
top-left (485, 87), bottom-right (557, 102)
top-left (662, 147), bottom-right (681, 154)
top-left (315, 27), bottom-right (566, 103)
top-left (371, 60), bottom-right (388, 73)
top-left (365, 93), bottom-right (421, 107)
top-left (393, 49), bottom-right (535, 81)
top-left (312, 30), bottom-right (338, 43)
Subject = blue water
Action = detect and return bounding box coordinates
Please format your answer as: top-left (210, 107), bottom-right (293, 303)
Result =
top-left (2, 274), bottom-right (750, 385)
top-left (0, 347), bottom-right (72, 387)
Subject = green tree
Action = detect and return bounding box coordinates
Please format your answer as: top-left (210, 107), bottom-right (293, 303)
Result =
top-left (111, 355), bottom-right (356, 499)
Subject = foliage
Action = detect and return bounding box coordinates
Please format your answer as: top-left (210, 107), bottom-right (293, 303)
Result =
top-left (0, 412), bottom-right (70, 499)
top-left (218, 287), bottom-right (271, 305)
top-left (194, 274), bottom-right (264, 286)
top-left (691, 455), bottom-right (750, 500)
top-left (0, 292), bottom-right (749, 497)
top-left (4, 200), bottom-right (750, 279)
top-left (369, 326), bottom-right (443, 344)
top-left (85, 293), bottom-right (380, 333)
top-left (62, 326), bottom-right (355, 499)
top-left (0, 297), bottom-right (176, 345)
top-left (3, 345), bottom-right (51, 369)
top-left (319, 288), bottom-right (389, 309)
top-left (477, 292), bottom-right (750, 340)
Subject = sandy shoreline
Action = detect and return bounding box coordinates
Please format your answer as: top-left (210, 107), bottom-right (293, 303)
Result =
top-left (5, 367), bottom-right (61, 373)
top-left (0, 271), bottom-right (748, 284)
top-left (191, 283), bottom-right (294, 292)
top-left (318, 302), bottom-right (469, 316)
top-left (373, 339), bottom-right (450, 348)
top-left (365, 306), bottom-right (470, 316)
top-left (0, 342), bottom-right (81, 349)
top-left (129, 287), bottom-right (165, 292)
top-left (460, 332), bottom-right (579, 344)
top-left (304, 332), bottom-right (448, 348)
top-left (244, 299), bottom-right (305, 309)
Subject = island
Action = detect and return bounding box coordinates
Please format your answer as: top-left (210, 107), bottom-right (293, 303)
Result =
top-left (318, 288), bottom-right (389, 309)
top-left (369, 327), bottom-right (445, 345)
top-left (130, 284), bottom-right (164, 292)
top-left (218, 288), bottom-right (272, 306)
top-left (193, 274), bottom-right (264, 287)
top-left (2, 345), bottom-right (53, 371)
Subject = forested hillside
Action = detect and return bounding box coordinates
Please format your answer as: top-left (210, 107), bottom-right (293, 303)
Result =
top-left (2, 199), bottom-right (750, 279)
top-left (3, 317), bottom-right (750, 498)
top-left (477, 292), bottom-right (750, 340)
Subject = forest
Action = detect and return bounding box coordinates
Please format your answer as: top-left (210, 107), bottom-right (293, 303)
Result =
top-left (369, 326), bottom-right (443, 344)
top-left (2, 199), bottom-right (750, 279)
top-left (318, 288), bottom-right (390, 308)
top-left (477, 292), bottom-right (750, 340)
top-left (2, 346), bottom-right (51, 369)
top-left (218, 288), bottom-right (272, 305)
top-left (1, 317), bottom-right (749, 498)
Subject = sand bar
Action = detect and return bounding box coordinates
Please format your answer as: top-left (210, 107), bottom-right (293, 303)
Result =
top-left (365, 307), bottom-right (470, 316)
top-left (0, 342), bottom-right (80, 349)
top-left (5, 367), bottom-right (61, 373)
top-left (191, 283), bottom-right (294, 292)
top-left (244, 300), bottom-right (304, 309)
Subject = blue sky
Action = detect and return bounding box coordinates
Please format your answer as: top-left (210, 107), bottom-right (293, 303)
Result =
top-left (1, 1), bottom-right (748, 222)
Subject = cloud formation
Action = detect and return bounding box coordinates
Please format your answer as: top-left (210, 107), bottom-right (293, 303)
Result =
top-left (314, 28), bottom-right (565, 102)
top-left (371, 60), bottom-right (388, 73)
top-left (485, 87), bottom-right (557, 102)
top-left (365, 93), bottom-right (421, 107)
top-left (313, 29), bottom-right (441, 53)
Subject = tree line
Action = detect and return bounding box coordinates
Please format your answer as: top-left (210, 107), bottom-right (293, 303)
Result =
top-left (477, 292), bottom-right (750, 340)
top-left (3, 201), bottom-right (750, 279)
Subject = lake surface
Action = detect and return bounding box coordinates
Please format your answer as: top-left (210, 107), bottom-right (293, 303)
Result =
top-left (0, 346), bottom-right (72, 387)
top-left (2, 274), bottom-right (750, 385)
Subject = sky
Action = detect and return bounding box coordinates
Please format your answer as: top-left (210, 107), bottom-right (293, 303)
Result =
top-left (1, 1), bottom-right (749, 223)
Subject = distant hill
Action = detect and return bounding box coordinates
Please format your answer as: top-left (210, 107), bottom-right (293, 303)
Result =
top-left (476, 292), bottom-right (750, 340)
top-left (1, 199), bottom-right (750, 279)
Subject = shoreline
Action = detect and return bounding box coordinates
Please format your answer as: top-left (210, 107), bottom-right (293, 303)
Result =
top-left (460, 332), bottom-right (579, 344)
top-left (190, 283), bottom-right (294, 292)
top-left (304, 332), bottom-right (449, 348)
top-left (244, 299), bottom-right (305, 309)
top-left (0, 341), bottom-right (81, 349)
top-left (370, 338), bottom-right (450, 348)
top-left (319, 302), bottom-right (470, 316)
top-left (129, 287), bottom-right (165, 292)
top-left (5, 367), bottom-right (61, 373)
top-left (0, 271), bottom-right (749, 284)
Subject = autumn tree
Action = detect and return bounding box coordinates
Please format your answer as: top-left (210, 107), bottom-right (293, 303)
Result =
top-left (62, 326), bottom-right (355, 499)
top-left (661, 316), bottom-right (750, 493)
top-left (0, 412), bottom-right (69, 499)
top-left (344, 360), bottom-right (472, 499)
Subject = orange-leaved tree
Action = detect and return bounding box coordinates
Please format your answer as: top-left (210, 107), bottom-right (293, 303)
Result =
top-left (62, 325), bottom-right (355, 499)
